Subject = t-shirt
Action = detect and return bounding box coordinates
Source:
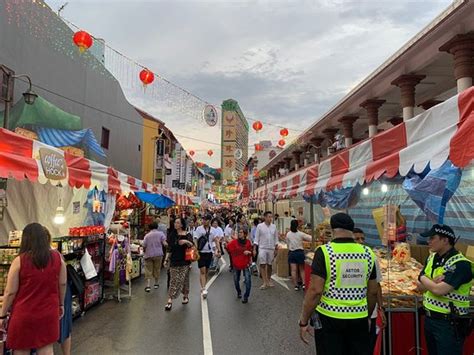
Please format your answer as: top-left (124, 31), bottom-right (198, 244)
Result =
top-left (254, 222), bottom-right (278, 250)
top-left (286, 231), bottom-right (312, 251)
top-left (167, 232), bottom-right (193, 267)
top-left (143, 229), bottom-right (166, 258)
top-left (224, 225), bottom-right (234, 240)
top-left (227, 239), bottom-right (252, 270)
top-left (194, 225), bottom-right (218, 253)
top-left (311, 238), bottom-right (377, 280)
top-left (419, 248), bottom-right (473, 290)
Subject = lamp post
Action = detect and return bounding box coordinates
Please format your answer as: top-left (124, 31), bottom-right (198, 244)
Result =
top-left (1, 65), bottom-right (38, 130)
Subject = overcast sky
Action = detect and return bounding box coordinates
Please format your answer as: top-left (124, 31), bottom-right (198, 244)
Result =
top-left (46, 0), bottom-right (453, 167)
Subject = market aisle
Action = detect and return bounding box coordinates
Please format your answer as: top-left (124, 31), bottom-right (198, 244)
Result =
top-left (64, 260), bottom-right (315, 355)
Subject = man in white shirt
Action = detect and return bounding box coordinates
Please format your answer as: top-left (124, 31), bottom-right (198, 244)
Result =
top-left (194, 215), bottom-right (221, 298)
top-left (224, 218), bottom-right (236, 271)
top-left (253, 211), bottom-right (279, 290)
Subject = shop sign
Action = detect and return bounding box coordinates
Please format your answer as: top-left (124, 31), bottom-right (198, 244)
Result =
top-left (203, 105), bottom-right (218, 127)
top-left (157, 139), bottom-right (165, 156)
top-left (39, 148), bottom-right (67, 180)
top-left (166, 169), bottom-right (172, 175)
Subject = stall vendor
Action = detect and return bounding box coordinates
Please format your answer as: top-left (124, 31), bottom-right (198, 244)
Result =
top-left (417, 224), bottom-right (473, 355)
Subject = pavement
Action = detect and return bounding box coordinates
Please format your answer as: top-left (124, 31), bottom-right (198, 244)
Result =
top-left (62, 258), bottom-right (316, 355)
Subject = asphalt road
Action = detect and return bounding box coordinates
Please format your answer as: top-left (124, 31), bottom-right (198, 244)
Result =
top-left (62, 259), bottom-right (316, 355)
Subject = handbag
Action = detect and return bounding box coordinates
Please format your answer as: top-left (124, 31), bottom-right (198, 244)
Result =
top-left (185, 246), bottom-right (200, 262)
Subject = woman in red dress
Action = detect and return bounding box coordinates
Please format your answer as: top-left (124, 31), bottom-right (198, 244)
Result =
top-left (0, 223), bottom-right (67, 354)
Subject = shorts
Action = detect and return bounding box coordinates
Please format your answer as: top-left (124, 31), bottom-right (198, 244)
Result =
top-left (288, 249), bottom-right (305, 265)
top-left (144, 256), bottom-right (163, 280)
top-left (198, 252), bottom-right (213, 269)
top-left (258, 248), bottom-right (275, 265)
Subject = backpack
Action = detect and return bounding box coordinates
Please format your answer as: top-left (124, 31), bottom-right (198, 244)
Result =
top-left (197, 228), bottom-right (211, 251)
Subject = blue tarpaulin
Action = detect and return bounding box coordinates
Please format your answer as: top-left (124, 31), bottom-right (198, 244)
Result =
top-left (135, 192), bottom-right (175, 209)
top-left (402, 160), bottom-right (462, 224)
top-left (37, 127), bottom-right (106, 158)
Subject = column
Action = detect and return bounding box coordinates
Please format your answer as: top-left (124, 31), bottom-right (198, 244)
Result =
top-left (418, 99), bottom-right (443, 111)
top-left (322, 128), bottom-right (338, 155)
top-left (310, 137), bottom-right (324, 164)
top-left (440, 33), bottom-right (474, 93)
top-left (284, 158), bottom-right (292, 173)
top-left (360, 99), bottom-right (385, 137)
top-left (338, 116), bottom-right (358, 147)
top-left (303, 144), bottom-right (312, 166)
top-left (391, 74), bottom-right (425, 121)
top-left (388, 117), bottom-right (403, 126)
top-left (292, 150), bottom-right (302, 170)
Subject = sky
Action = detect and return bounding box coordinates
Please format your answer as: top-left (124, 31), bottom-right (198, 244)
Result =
top-left (45, 0), bottom-right (453, 168)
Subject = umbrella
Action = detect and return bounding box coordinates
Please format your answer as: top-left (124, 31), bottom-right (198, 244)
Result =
top-left (135, 192), bottom-right (175, 209)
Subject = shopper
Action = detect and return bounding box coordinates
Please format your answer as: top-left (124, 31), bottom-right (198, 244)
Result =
top-left (253, 211), bottom-right (279, 290)
top-left (299, 213), bottom-right (378, 355)
top-left (0, 223), bottom-right (67, 354)
top-left (224, 218), bottom-right (236, 271)
top-left (194, 215), bottom-right (221, 298)
top-left (227, 229), bottom-right (253, 303)
top-left (164, 218), bottom-right (194, 311)
top-left (155, 215), bottom-right (168, 236)
top-left (353, 227), bottom-right (386, 353)
top-left (286, 219), bottom-right (312, 291)
top-left (417, 224), bottom-right (473, 355)
top-left (143, 222), bottom-right (168, 292)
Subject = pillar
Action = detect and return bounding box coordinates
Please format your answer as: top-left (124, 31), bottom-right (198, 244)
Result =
top-left (292, 150), bottom-right (302, 170)
top-left (391, 74), bottom-right (425, 121)
top-left (322, 128), bottom-right (338, 155)
top-left (338, 116), bottom-right (358, 147)
top-left (418, 99), bottom-right (443, 111)
top-left (388, 117), bottom-right (403, 126)
top-left (310, 137), bottom-right (324, 164)
top-left (360, 99), bottom-right (385, 138)
top-left (284, 158), bottom-right (292, 173)
top-left (440, 33), bottom-right (474, 93)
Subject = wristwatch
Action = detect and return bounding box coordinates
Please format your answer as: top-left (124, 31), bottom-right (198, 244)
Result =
top-left (298, 319), bottom-right (308, 327)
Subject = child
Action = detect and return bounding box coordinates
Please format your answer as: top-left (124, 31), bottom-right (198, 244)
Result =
top-left (227, 229), bottom-right (253, 303)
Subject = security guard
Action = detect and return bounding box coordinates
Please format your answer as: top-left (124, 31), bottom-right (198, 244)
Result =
top-left (299, 213), bottom-right (379, 355)
top-left (418, 224), bottom-right (473, 355)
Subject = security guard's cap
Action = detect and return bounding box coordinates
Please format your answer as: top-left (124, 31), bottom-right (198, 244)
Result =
top-left (330, 213), bottom-right (355, 232)
top-left (420, 224), bottom-right (456, 240)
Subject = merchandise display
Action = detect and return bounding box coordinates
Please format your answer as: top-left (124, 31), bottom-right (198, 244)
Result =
top-left (0, 247), bottom-right (19, 295)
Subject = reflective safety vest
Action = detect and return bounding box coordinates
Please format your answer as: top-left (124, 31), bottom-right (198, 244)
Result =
top-left (423, 252), bottom-right (472, 316)
top-left (316, 242), bottom-right (375, 319)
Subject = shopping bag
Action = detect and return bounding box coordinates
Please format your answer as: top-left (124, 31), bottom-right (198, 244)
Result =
top-left (185, 246), bottom-right (200, 262)
top-left (80, 248), bottom-right (98, 280)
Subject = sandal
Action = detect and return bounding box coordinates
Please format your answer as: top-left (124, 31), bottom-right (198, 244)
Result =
top-left (164, 302), bottom-right (172, 311)
top-left (182, 297), bottom-right (189, 305)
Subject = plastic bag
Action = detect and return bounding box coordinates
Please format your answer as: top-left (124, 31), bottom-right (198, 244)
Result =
top-left (80, 248), bottom-right (98, 280)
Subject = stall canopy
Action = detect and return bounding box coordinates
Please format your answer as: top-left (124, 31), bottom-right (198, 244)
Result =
top-left (135, 192), bottom-right (174, 209)
top-left (0, 96), bottom-right (82, 130)
top-left (252, 87), bottom-right (474, 202)
top-left (0, 128), bottom-right (193, 206)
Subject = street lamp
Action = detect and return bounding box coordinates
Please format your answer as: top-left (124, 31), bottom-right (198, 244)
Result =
top-left (1, 65), bottom-right (38, 129)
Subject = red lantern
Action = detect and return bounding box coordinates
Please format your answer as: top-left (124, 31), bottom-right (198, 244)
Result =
top-left (255, 143), bottom-right (263, 151)
top-left (73, 30), bottom-right (93, 53)
top-left (252, 121), bottom-right (263, 132)
top-left (280, 128), bottom-right (289, 137)
top-left (139, 69), bottom-right (155, 87)
top-left (278, 139), bottom-right (286, 147)
top-left (207, 150), bottom-right (213, 157)
top-left (189, 150), bottom-right (195, 157)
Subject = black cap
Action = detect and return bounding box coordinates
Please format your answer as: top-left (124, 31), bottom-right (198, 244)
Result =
top-left (330, 213), bottom-right (355, 232)
top-left (420, 224), bottom-right (456, 240)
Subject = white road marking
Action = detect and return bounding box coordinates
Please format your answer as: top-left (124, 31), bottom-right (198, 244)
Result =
top-left (271, 275), bottom-right (290, 290)
top-left (201, 259), bottom-right (227, 355)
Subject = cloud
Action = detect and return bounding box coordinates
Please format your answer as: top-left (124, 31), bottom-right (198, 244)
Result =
top-left (45, 0), bottom-right (453, 167)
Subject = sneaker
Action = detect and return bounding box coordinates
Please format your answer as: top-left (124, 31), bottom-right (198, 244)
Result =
top-left (145, 287), bottom-right (151, 293)
top-left (242, 299), bottom-right (248, 304)
top-left (154, 284), bottom-right (159, 289)
top-left (202, 289), bottom-right (208, 299)
top-left (237, 294), bottom-right (242, 299)
top-left (294, 286), bottom-right (300, 291)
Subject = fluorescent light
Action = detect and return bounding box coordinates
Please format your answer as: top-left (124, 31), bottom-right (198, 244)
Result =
top-left (381, 184), bottom-right (388, 193)
top-left (362, 188), bottom-right (369, 196)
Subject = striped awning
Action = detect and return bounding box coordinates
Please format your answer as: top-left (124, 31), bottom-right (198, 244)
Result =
top-left (252, 87), bottom-right (474, 202)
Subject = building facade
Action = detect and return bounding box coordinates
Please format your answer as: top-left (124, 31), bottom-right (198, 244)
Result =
top-left (221, 99), bottom-right (249, 182)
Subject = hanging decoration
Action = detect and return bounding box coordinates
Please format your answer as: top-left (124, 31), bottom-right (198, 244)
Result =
top-left (207, 149), bottom-right (214, 157)
top-left (255, 143), bottom-right (263, 151)
top-left (203, 105), bottom-right (218, 127)
top-left (72, 30), bottom-right (93, 53)
top-left (189, 150), bottom-right (195, 157)
top-left (252, 121), bottom-right (263, 132)
top-left (278, 139), bottom-right (286, 147)
top-left (280, 128), bottom-right (289, 137)
top-left (139, 68), bottom-right (155, 88)
top-left (234, 148), bottom-right (243, 160)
